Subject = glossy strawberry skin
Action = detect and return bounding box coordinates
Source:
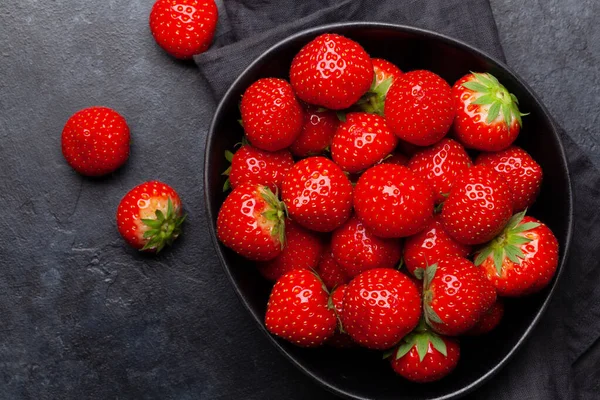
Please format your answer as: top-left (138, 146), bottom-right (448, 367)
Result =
top-left (149, 0), bottom-right (218, 59)
top-left (61, 107), bottom-right (130, 176)
top-left (384, 70), bottom-right (455, 146)
top-left (315, 246), bottom-right (352, 291)
top-left (265, 269), bottom-right (337, 347)
top-left (353, 164), bottom-right (434, 238)
top-left (372, 58), bottom-right (403, 86)
top-left (441, 165), bottom-right (513, 245)
top-left (282, 157), bottom-right (353, 232)
top-left (290, 106), bottom-right (338, 158)
top-left (229, 145), bottom-right (294, 192)
top-left (341, 268), bottom-right (421, 350)
top-left (391, 335), bottom-right (460, 383)
top-left (476, 146), bottom-right (543, 212)
top-left (240, 78), bottom-right (303, 151)
top-left (327, 285), bottom-right (356, 348)
top-left (408, 139), bottom-right (472, 204)
top-left (331, 216), bottom-right (402, 277)
top-left (290, 34), bottom-right (373, 110)
top-left (466, 300), bottom-right (504, 335)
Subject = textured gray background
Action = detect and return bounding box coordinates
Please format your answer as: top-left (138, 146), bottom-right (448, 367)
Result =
top-left (0, 1), bottom-right (598, 399)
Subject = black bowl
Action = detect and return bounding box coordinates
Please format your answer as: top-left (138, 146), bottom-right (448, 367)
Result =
top-left (204, 23), bottom-right (573, 400)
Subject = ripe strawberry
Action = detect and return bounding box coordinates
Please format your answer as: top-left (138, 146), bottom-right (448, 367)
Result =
top-left (282, 157), bottom-right (353, 232)
top-left (476, 146), bottom-right (543, 212)
top-left (407, 138), bottom-right (472, 204)
top-left (381, 151), bottom-right (409, 166)
top-left (116, 181), bottom-right (185, 252)
top-left (265, 269), bottom-right (336, 347)
top-left (359, 58), bottom-right (403, 115)
top-left (290, 33), bottom-right (373, 110)
top-left (290, 106), bottom-right (338, 158)
top-left (474, 212), bottom-right (559, 297)
top-left (341, 268), bottom-right (421, 349)
top-left (326, 284), bottom-right (356, 348)
top-left (384, 70), bottom-right (454, 146)
top-left (61, 107), bottom-right (130, 176)
top-left (421, 257), bottom-right (496, 336)
top-left (403, 215), bottom-right (471, 277)
top-left (353, 164), bottom-right (434, 238)
top-left (389, 321), bottom-right (460, 383)
top-left (466, 300), bottom-right (504, 335)
top-left (452, 72), bottom-right (524, 151)
top-left (331, 216), bottom-right (402, 277)
top-left (149, 0), bottom-right (218, 59)
top-left (257, 220), bottom-right (324, 282)
top-left (441, 165), bottom-right (513, 245)
top-left (314, 246), bottom-right (351, 291)
top-left (240, 78), bottom-right (303, 151)
top-left (372, 58), bottom-right (403, 86)
top-left (331, 112), bottom-right (398, 173)
top-left (223, 144), bottom-right (294, 192)
top-left (216, 183), bottom-right (285, 261)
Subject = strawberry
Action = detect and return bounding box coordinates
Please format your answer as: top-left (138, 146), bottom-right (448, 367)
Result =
top-left (407, 138), bottom-right (472, 204)
top-left (474, 212), bottom-right (559, 297)
top-left (421, 257), bottom-right (497, 336)
top-left (265, 269), bottom-right (337, 347)
top-left (381, 151), bottom-right (409, 166)
top-left (223, 144), bottom-right (294, 192)
top-left (331, 112), bottom-right (398, 173)
top-left (149, 0), bottom-right (218, 59)
top-left (359, 58), bottom-right (403, 115)
top-left (452, 72), bottom-right (525, 151)
top-left (290, 33), bottom-right (373, 110)
top-left (341, 268), bottom-right (421, 349)
top-left (257, 220), bottom-right (324, 282)
top-left (389, 321), bottom-right (460, 383)
top-left (441, 165), bottom-right (513, 245)
top-left (116, 181), bottom-right (186, 252)
top-left (314, 246), bottom-right (351, 291)
top-left (290, 106), bottom-right (338, 158)
top-left (403, 215), bottom-right (471, 277)
top-left (216, 183), bottom-right (285, 261)
top-left (326, 284), bottom-right (356, 348)
top-left (61, 107), bottom-right (130, 176)
top-left (282, 156), bottom-right (353, 232)
top-left (240, 78), bottom-right (303, 151)
top-left (372, 58), bottom-right (403, 86)
top-left (466, 300), bottom-right (504, 335)
top-left (353, 164), bottom-right (434, 238)
top-left (331, 216), bottom-right (402, 277)
top-left (476, 146), bottom-right (543, 212)
top-left (384, 70), bottom-right (455, 146)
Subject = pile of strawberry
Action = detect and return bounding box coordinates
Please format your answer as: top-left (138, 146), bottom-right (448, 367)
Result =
top-left (216, 33), bottom-right (560, 383)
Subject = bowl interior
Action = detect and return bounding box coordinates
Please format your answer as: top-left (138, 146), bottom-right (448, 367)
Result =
top-left (205, 23), bottom-right (572, 400)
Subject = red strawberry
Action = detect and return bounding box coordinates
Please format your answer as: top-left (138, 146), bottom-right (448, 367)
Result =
top-left (290, 106), bottom-right (338, 158)
top-left (331, 112), bottom-right (398, 173)
top-left (149, 0), bottom-right (218, 59)
top-left (403, 215), bottom-right (471, 277)
top-left (359, 58), bottom-right (403, 115)
top-left (326, 284), bottom-right (356, 348)
top-left (372, 58), bottom-right (403, 86)
top-left (476, 146), bottom-right (543, 212)
top-left (466, 300), bottom-right (504, 335)
top-left (61, 107), bottom-right (130, 176)
top-left (265, 269), bottom-right (336, 347)
top-left (474, 212), bottom-right (559, 297)
top-left (389, 322), bottom-right (460, 383)
top-left (441, 165), bottom-right (513, 245)
top-left (116, 181), bottom-right (185, 252)
top-left (282, 157), bottom-right (353, 232)
top-left (314, 247), bottom-right (351, 291)
top-left (452, 72), bottom-right (524, 151)
top-left (341, 268), bottom-right (421, 349)
top-left (381, 151), bottom-right (409, 166)
top-left (257, 220), bottom-right (324, 282)
top-left (384, 70), bottom-right (455, 146)
top-left (331, 216), bottom-right (402, 277)
top-left (240, 78), bottom-right (303, 151)
top-left (216, 183), bottom-right (285, 261)
top-left (223, 144), bottom-right (294, 192)
top-left (407, 138), bottom-right (472, 204)
top-left (290, 33), bottom-right (373, 110)
top-left (421, 257), bottom-right (497, 336)
top-left (353, 164), bottom-right (434, 238)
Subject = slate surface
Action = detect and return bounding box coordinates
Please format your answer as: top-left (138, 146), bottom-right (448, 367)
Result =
top-left (0, 1), bottom-right (598, 400)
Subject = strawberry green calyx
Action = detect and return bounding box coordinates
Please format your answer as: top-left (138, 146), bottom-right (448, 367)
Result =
top-left (357, 76), bottom-right (394, 116)
top-left (422, 263), bottom-right (444, 326)
top-left (384, 319), bottom-right (447, 362)
top-left (474, 210), bottom-right (540, 275)
top-left (260, 186), bottom-right (287, 250)
top-left (222, 150), bottom-right (234, 192)
top-left (141, 198), bottom-right (187, 253)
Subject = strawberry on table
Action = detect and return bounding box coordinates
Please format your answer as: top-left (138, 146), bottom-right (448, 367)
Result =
top-left (466, 300), bottom-right (504, 335)
top-left (149, 0), bottom-right (218, 59)
top-left (359, 58), bottom-right (403, 115)
top-left (314, 246), bottom-right (351, 291)
top-left (116, 181), bottom-right (186, 252)
top-left (474, 212), bottom-right (559, 297)
top-left (290, 33), bottom-right (373, 110)
top-left (217, 183), bottom-right (285, 261)
top-left (290, 106), bottom-right (338, 158)
top-left (452, 72), bottom-right (524, 151)
top-left (61, 106), bottom-right (130, 176)
top-left (240, 78), bottom-right (303, 151)
top-left (326, 284), bottom-right (356, 348)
